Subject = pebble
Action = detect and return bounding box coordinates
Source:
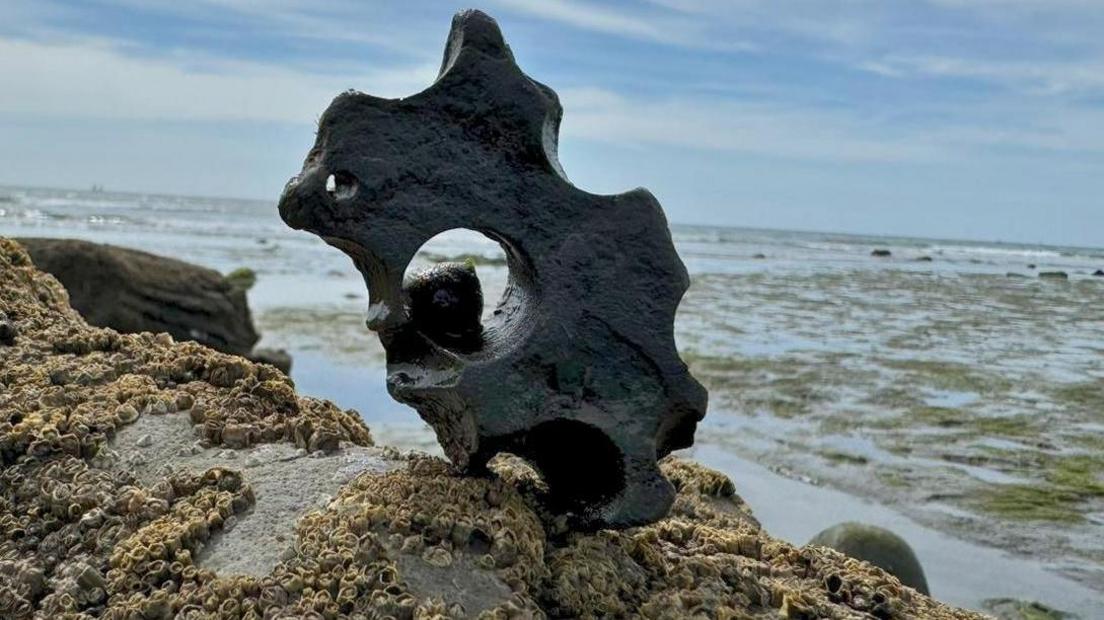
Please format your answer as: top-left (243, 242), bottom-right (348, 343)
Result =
top-left (135, 434), bottom-right (153, 447)
top-left (0, 318), bottom-right (17, 345)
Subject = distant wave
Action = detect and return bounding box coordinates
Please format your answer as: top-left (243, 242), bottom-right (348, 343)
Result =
top-left (925, 245), bottom-right (1062, 259)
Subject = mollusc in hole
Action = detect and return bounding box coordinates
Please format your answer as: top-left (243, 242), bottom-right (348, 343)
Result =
top-left (403, 229), bottom-right (511, 352)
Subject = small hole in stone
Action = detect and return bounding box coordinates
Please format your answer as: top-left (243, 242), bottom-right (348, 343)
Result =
top-left (325, 170), bottom-right (358, 200)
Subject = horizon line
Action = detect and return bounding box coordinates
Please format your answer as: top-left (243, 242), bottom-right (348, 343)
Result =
top-left (2, 181), bottom-right (1101, 253)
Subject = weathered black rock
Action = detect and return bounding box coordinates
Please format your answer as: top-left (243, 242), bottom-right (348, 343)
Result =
top-left (809, 522), bottom-right (930, 595)
top-left (871, 249), bottom-right (892, 257)
top-left (17, 238), bottom-right (259, 356)
top-left (277, 9), bottom-right (707, 528)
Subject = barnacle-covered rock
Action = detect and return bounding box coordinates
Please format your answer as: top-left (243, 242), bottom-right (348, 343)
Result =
top-left (1, 235), bottom-right (982, 618)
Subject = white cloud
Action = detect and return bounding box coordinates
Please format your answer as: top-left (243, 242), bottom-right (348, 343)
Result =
top-left (558, 87), bottom-right (944, 163)
top-left (859, 54), bottom-right (1104, 96)
top-left (0, 36), bottom-right (437, 123)
top-left (487, 0), bottom-right (757, 52)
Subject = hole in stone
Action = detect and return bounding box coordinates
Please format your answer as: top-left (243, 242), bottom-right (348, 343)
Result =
top-left (404, 229), bottom-right (511, 351)
top-left (325, 170), bottom-right (358, 200)
top-left (521, 419), bottom-right (624, 509)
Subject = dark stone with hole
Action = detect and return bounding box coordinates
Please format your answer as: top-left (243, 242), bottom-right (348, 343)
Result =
top-left (809, 522), bottom-right (930, 595)
top-left (277, 9), bottom-right (707, 529)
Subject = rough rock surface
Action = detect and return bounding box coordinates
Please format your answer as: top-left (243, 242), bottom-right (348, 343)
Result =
top-left (277, 9), bottom-right (707, 529)
top-left (17, 237), bottom-right (260, 358)
top-left (0, 236), bottom-right (984, 618)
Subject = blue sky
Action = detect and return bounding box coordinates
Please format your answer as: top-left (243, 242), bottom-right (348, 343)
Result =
top-left (1, 1), bottom-right (1102, 246)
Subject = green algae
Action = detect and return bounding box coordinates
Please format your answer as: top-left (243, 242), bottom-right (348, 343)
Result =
top-left (982, 598), bottom-right (1072, 620)
top-left (975, 454), bottom-right (1104, 523)
top-left (1050, 380), bottom-right (1104, 414)
top-left (225, 267), bottom-right (257, 292)
top-left (880, 359), bottom-right (1012, 394)
top-left (818, 449), bottom-right (869, 466)
top-left (419, 251), bottom-right (508, 267)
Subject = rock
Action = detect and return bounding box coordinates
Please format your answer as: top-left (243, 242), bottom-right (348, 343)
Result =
top-left (1093, 269), bottom-right (1104, 277)
top-left (135, 434), bottom-right (153, 447)
top-left (224, 266), bottom-right (257, 292)
top-left (17, 237), bottom-right (260, 356)
top-left (248, 347), bottom-right (293, 374)
top-left (809, 522), bottom-right (930, 595)
top-left (1006, 272), bottom-right (1028, 278)
top-left (1039, 271), bottom-right (1069, 280)
top-left (1027, 263), bottom-right (1037, 269)
top-left (0, 235), bottom-right (981, 619)
top-left (752, 253), bottom-right (767, 259)
top-left (277, 9), bottom-right (706, 529)
top-left (982, 598), bottom-right (1073, 620)
top-left (0, 313), bottom-right (16, 345)
top-left (915, 255), bottom-right (933, 262)
top-left (405, 261), bottom-right (484, 353)
top-left (871, 249), bottom-right (892, 257)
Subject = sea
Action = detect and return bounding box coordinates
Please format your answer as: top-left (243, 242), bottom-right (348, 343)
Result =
top-left (2, 184), bottom-right (1102, 616)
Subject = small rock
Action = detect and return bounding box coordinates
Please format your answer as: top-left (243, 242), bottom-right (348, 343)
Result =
top-left (135, 434), bottom-right (153, 447)
top-left (915, 255), bottom-right (933, 262)
top-left (248, 347), bottom-right (293, 374)
top-left (752, 253), bottom-right (767, 259)
top-left (1006, 272), bottom-right (1028, 279)
top-left (809, 522), bottom-right (929, 595)
top-left (219, 450), bottom-right (238, 460)
top-left (245, 455), bottom-right (263, 468)
top-left (0, 318), bottom-right (17, 345)
top-left (1093, 269), bottom-right (1104, 277)
top-left (293, 448), bottom-right (308, 459)
top-left (871, 249), bottom-right (892, 257)
top-left (1039, 271), bottom-right (1068, 280)
top-left (1027, 263), bottom-right (1036, 269)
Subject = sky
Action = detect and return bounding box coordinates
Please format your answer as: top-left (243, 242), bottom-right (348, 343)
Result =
top-left (1, 1), bottom-right (1102, 246)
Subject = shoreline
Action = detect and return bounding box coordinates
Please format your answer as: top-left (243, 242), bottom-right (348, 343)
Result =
top-left (278, 348), bottom-right (1101, 617)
